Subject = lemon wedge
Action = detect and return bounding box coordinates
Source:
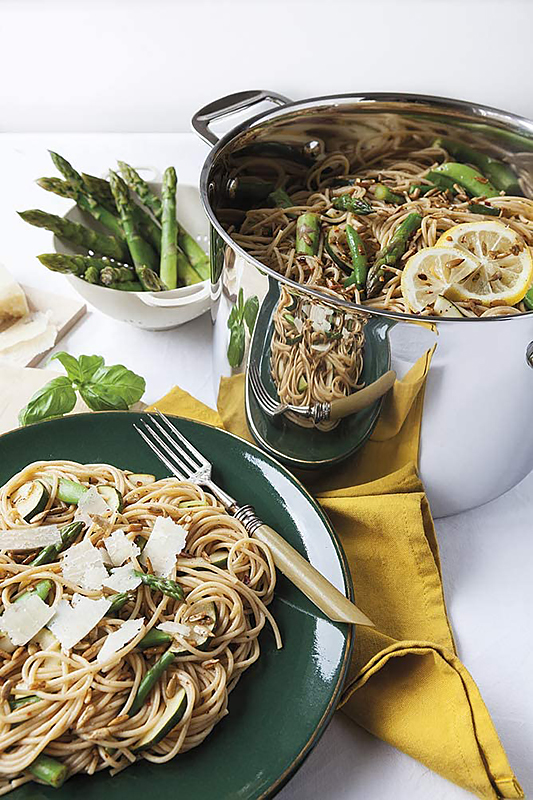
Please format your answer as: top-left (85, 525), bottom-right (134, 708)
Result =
top-left (401, 246), bottom-right (479, 313)
top-left (435, 220), bottom-right (533, 307)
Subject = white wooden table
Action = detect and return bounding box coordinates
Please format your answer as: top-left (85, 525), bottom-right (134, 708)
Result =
top-left (0, 134), bottom-right (531, 800)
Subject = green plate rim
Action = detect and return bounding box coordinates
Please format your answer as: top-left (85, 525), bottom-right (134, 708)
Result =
top-left (0, 412), bottom-right (355, 799)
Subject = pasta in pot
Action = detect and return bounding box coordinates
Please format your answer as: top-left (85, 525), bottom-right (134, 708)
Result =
top-left (0, 461), bottom-right (280, 795)
top-left (229, 123), bottom-right (533, 318)
top-left (270, 288), bottom-right (366, 431)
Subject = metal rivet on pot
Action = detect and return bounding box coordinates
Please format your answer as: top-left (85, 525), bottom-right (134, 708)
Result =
top-left (526, 342), bottom-right (533, 369)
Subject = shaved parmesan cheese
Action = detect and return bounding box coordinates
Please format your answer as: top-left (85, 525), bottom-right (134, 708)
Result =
top-left (0, 594), bottom-right (55, 646)
top-left (48, 594), bottom-right (111, 651)
top-left (0, 319), bottom-right (57, 367)
top-left (311, 342), bottom-right (330, 353)
top-left (308, 304), bottom-right (331, 332)
top-left (0, 525), bottom-right (60, 551)
top-left (103, 565), bottom-right (141, 593)
top-left (294, 317), bottom-right (303, 333)
top-left (104, 530), bottom-right (140, 567)
top-left (0, 264), bottom-right (29, 322)
top-left (143, 517), bottom-right (187, 578)
top-left (0, 312), bottom-right (51, 352)
top-left (75, 487), bottom-right (110, 526)
top-left (61, 539), bottom-right (108, 590)
top-left (157, 620), bottom-right (191, 637)
top-left (97, 618), bottom-right (144, 664)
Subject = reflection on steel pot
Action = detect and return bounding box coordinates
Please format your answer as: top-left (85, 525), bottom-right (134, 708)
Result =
top-left (192, 91), bottom-right (533, 517)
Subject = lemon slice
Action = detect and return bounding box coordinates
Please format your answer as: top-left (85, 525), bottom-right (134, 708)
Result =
top-left (401, 246), bottom-right (479, 313)
top-left (435, 220), bottom-right (533, 306)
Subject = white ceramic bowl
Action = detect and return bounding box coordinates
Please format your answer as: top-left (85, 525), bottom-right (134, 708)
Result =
top-left (54, 180), bottom-right (210, 331)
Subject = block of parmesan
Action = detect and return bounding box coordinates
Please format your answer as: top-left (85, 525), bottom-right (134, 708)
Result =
top-left (0, 264), bottom-right (28, 322)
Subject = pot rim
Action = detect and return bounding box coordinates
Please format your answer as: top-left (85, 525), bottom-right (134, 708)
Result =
top-left (197, 90), bottom-right (533, 325)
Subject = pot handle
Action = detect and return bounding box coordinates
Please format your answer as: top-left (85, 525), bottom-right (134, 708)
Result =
top-left (192, 89), bottom-right (292, 146)
top-left (138, 283), bottom-right (210, 307)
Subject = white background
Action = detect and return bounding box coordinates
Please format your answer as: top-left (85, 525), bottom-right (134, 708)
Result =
top-left (1, 2), bottom-right (533, 799)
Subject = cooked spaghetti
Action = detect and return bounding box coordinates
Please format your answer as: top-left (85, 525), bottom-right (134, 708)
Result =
top-left (271, 287), bottom-right (365, 430)
top-left (229, 123), bottom-right (533, 318)
top-left (0, 461), bottom-right (280, 795)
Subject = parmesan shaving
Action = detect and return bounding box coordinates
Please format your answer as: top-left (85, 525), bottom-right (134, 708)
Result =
top-left (48, 594), bottom-right (111, 651)
top-left (0, 525), bottom-right (60, 551)
top-left (0, 594), bottom-right (55, 646)
top-left (143, 517), bottom-right (187, 578)
top-left (104, 530), bottom-right (140, 567)
top-left (75, 487), bottom-right (110, 527)
top-left (97, 618), bottom-right (144, 664)
top-left (61, 539), bottom-right (109, 590)
top-left (0, 264), bottom-right (29, 322)
top-left (103, 565), bottom-right (142, 593)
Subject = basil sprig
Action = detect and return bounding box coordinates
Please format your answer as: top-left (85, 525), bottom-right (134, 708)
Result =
top-left (19, 352), bottom-right (146, 426)
top-left (227, 289), bottom-right (259, 369)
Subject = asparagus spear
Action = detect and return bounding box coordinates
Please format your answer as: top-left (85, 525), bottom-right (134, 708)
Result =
top-left (37, 177), bottom-right (124, 240)
top-left (434, 137), bottom-right (521, 195)
top-left (296, 212), bottom-right (320, 255)
top-left (84, 266), bottom-right (101, 284)
top-left (106, 592), bottom-right (134, 616)
top-left (524, 287), bottom-right (533, 311)
top-left (373, 184), bottom-right (405, 205)
top-left (137, 266), bottom-right (167, 292)
top-left (16, 580), bottom-right (53, 604)
top-left (128, 649), bottom-right (176, 716)
top-left (9, 695), bottom-right (41, 711)
top-left (133, 570), bottom-right (183, 600)
top-left (366, 212), bottom-right (422, 298)
top-left (18, 210), bottom-right (132, 264)
top-left (82, 173), bottom-right (162, 252)
top-left (37, 253), bottom-right (116, 277)
top-left (177, 229), bottom-right (209, 281)
top-left (118, 161), bottom-right (206, 277)
top-left (160, 167), bottom-right (178, 289)
top-left (137, 627), bottom-right (172, 650)
top-left (100, 265), bottom-right (136, 285)
top-left (177, 251), bottom-right (202, 286)
top-left (109, 171), bottom-right (159, 277)
top-left (343, 225), bottom-right (368, 289)
top-left (28, 755), bottom-right (68, 788)
top-left (332, 194), bottom-right (374, 214)
top-left (30, 521), bottom-right (84, 567)
top-left (107, 280), bottom-right (143, 291)
top-left (81, 173), bottom-right (115, 210)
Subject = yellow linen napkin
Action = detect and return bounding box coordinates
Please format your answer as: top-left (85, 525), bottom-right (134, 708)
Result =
top-left (149, 356), bottom-right (522, 800)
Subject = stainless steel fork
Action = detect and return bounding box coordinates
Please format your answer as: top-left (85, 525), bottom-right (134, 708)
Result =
top-left (134, 410), bottom-right (373, 626)
top-left (249, 362), bottom-right (396, 423)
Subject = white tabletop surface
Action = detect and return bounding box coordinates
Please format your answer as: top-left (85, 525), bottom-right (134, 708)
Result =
top-left (0, 134), bottom-right (531, 800)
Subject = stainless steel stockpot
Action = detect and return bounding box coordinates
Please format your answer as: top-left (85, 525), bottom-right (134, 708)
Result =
top-left (192, 91), bottom-right (533, 517)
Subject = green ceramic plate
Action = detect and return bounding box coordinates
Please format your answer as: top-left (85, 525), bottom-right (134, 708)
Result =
top-left (246, 280), bottom-right (393, 469)
top-left (1, 412), bottom-right (353, 800)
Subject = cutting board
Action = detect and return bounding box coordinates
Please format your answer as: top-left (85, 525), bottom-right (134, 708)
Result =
top-left (0, 285), bottom-right (86, 368)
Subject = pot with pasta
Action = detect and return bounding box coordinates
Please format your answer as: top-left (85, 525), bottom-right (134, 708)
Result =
top-left (193, 91), bottom-right (533, 516)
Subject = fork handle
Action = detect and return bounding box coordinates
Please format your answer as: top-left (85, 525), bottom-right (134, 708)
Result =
top-left (328, 370), bottom-right (396, 421)
top-left (251, 523), bottom-right (373, 626)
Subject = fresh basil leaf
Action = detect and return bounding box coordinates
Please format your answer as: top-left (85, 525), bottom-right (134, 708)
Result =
top-left (49, 352), bottom-right (80, 383)
top-left (237, 287), bottom-right (244, 313)
top-left (18, 377), bottom-right (77, 426)
top-left (243, 295), bottom-right (259, 335)
top-left (77, 355), bottom-right (105, 383)
top-left (79, 383), bottom-right (129, 412)
top-left (227, 323), bottom-right (245, 369)
top-left (227, 304), bottom-right (240, 329)
top-left (83, 364), bottom-right (146, 410)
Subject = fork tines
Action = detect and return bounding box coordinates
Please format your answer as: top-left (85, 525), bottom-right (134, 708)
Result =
top-left (133, 411), bottom-right (208, 481)
top-left (249, 363), bottom-right (281, 416)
